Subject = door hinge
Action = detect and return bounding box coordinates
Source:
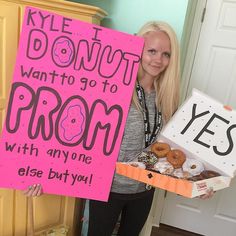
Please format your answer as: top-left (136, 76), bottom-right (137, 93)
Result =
top-left (164, 190), bottom-right (167, 198)
top-left (201, 7), bottom-right (206, 23)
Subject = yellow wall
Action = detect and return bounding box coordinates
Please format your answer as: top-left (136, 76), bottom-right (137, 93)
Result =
top-left (0, 1), bottom-right (106, 235)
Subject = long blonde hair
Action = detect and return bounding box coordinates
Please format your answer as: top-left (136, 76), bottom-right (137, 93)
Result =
top-left (133, 21), bottom-right (180, 124)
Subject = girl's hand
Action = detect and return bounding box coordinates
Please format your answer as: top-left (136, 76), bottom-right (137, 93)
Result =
top-left (198, 188), bottom-right (215, 200)
top-left (23, 184), bottom-right (42, 197)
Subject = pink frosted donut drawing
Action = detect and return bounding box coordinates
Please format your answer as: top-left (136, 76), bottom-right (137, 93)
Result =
top-left (60, 105), bottom-right (85, 141)
top-left (53, 36), bottom-right (74, 67)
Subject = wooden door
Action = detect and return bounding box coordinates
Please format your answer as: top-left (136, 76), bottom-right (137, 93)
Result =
top-left (160, 0), bottom-right (236, 235)
top-left (0, 5), bottom-right (18, 128)
top-left (0, 4), bottom-right (77, 236)
top-left (0, 5), bottom-right (25, 236)
top-left (0, 189), bottom-right (14, 236)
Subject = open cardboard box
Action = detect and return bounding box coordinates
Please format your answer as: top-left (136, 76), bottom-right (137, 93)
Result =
top-left (116, 89), bottom-right (236, 198)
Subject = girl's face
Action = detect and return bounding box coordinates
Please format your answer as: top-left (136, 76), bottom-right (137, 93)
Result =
top-left (141, 31), bottom-right (171, 79)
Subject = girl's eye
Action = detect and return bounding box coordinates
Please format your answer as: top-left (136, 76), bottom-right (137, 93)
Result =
top-left (148, 49), bottom-right (157, 55)
top-left (163, 52), bottom-right (171, 58)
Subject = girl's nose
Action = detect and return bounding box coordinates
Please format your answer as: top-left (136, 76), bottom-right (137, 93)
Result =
top-left (153, 52), bottom-right (162, 62)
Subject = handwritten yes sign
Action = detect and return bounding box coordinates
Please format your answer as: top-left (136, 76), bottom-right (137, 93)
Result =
top-left (0, 7), bottom-right (144, 201)
top-left (161, 89), bottom-right (236, 177)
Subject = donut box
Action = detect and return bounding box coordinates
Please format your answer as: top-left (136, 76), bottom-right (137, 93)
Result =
top-left (116, 89), bottom-right (236, 198)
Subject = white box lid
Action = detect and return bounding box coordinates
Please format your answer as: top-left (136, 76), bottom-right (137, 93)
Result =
top-left (160, 89), bottom-right (236, 177)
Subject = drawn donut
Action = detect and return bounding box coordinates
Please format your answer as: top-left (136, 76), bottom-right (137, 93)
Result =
top-left (60, 105), bottom-right (85, 141)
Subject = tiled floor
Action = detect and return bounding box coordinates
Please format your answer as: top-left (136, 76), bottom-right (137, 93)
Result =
top-left (151, 224), bottom-right (204, 236)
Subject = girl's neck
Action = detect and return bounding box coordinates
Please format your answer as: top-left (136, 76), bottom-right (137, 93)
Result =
top-left (138, 76), bottom-right (155, 93)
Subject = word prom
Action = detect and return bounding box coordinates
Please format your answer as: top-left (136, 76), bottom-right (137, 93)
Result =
top-left (6, 82), bottom-right (123, 155)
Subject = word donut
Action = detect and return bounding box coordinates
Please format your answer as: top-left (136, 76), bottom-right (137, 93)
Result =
top-left (166, 149), bottom-right (186, 169)
top-left (151, 142), bottom-right (170, 158)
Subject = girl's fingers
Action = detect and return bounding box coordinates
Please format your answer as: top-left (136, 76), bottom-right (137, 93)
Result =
top-left (198, 188), bottom-right (215, 200)
top-left (23, 184), bottom-right (42, 197)
top-left (30, 184), bottom-right (41, 197)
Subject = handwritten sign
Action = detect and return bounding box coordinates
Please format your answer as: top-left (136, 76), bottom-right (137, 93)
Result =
top-left (160, 89), bottom-right (236, 177)
top-left (0, 7), bottom-right (144, 201)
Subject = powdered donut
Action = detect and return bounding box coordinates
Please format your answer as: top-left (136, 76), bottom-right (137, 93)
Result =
top-left (166, 149), bottom-right (186, 169)
top-left (172, 168), bottom-right (190, 179)
top-left (182, 158), bottom-right (205, 176)
top-left (153, 161), bottom-right (174, 175)
top-left (126, 162), bottom-right (146, 169)
top-left (151, 142), bottom-right (171, 158)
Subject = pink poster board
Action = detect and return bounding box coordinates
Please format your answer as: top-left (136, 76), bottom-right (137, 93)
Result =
top-left (0, 7), bottom-right (144, 201)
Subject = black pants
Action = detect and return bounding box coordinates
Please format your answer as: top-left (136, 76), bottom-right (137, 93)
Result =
top-left (88, 188), bottom-right (155, 236)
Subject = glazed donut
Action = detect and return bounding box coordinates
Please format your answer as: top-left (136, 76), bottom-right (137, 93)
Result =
top-left (182, 158), bottom-right (204, 176)
top-left (138, 151), bottom-right (158, 169)
top-left (153, 161), bottom-right (174, 175)
top-left (151, 142), bottom-right (171, 158)
top-left (166, 149), bottom-right (186, 169)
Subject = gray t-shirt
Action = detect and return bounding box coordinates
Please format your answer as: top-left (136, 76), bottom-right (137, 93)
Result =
top-left (111, 91), bottom-right (157, 194)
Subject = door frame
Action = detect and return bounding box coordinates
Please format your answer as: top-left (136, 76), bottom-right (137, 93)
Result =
top-left (140, 1), bottom-right (208, 235)
top-left (180, 0), bottom-right (207, 102)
